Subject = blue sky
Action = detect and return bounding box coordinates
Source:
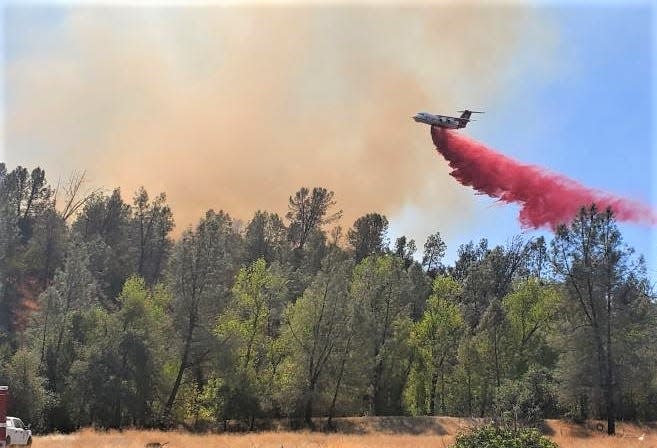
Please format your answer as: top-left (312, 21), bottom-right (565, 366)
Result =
top-left (393, 2), bottom-right (655, 276)
top-left (2, 1), bottom-right (655, 278)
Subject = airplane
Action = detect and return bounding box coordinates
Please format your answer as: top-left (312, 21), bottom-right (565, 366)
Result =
top-left (412, 110), bottom-right (484, 129)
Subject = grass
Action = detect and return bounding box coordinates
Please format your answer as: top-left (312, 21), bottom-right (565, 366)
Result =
top-left (33, 418), bottom-right (657, 448)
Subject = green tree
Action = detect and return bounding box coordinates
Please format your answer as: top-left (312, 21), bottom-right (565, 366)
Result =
top-left (35, 239), bottom-right (98, 388)
top-left (164, 210), bottom-right (241, 420)
top-left (350, 255), bottom-right (413, 415)
top-left (4, 348), bottom-right (49, 430)
top-left (347, 213), bottom-right (389, 262)
top-left (394, 236), bottom-right (416, 269)
top-left (502, 279), bottom-right (560, 376)
top-left (550, 206), bottom-right (647, 434)
top-left (405, 276), bottom-right (464, 415)
top-left (279, 251), bottom-right (353, 426)
top-left (494, 367), bottom-right (559, 427)
top-left (422, 231), bottom-right (447, 276)
top-left (216, 258), bottom-right (287, 426)
top-left (72, 189), bottom-right (135, 301)
top-left (131, 187), bottom-right (174, 286)
top-left (286, 187), bottom-right (342, 252)
top-left (244, 211), bottom-right (288, 264)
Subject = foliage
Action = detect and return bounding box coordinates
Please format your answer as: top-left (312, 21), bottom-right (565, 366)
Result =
top-left (0, 163), bottom-right (655, 435)
top-left (452, 424), bottom-right (559, 448)
top-left (494, 367), bottom-right (559, 426)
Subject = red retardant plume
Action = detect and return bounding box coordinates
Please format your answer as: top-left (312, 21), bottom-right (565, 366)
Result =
top-left (430, 127), bottom-right (656, 229)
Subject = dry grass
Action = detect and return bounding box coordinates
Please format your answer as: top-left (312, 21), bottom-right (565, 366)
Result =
top-left (35, 429), bottom-right (455, 448)
top-left (33, 418), bottom-right (657, 448)
top-left (545, 419), bottom-right (657, 448)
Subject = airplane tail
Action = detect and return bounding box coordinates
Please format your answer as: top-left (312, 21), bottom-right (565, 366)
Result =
top-left (457, 110), bottom-right (484, 128)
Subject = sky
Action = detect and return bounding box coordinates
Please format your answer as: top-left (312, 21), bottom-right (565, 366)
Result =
top-left (1, 1), bottom-right (655, 276)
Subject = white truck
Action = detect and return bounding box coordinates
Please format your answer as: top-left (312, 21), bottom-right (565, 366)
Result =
top-left (0, 386), bottom-right (6, 448)
top-left (5, 418), bottom-right (32, 447)
top-left (0, 387), bottom-right (33, 447)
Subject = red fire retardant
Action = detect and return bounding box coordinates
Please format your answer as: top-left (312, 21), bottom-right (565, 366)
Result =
top-left (430, 127), bottom-right (656, 229)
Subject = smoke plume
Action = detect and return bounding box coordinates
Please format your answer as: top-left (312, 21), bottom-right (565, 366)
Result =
top-left (5, 5), bottom-right (556, 233)
top-left (431, 127), bottom-right (656, 229)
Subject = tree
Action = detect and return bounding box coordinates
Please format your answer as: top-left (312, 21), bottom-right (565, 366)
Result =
top-left (450, 239), bottom-right (489, 283)
top-left (72, 189), bottom-right (135, 301)
top-left (502, 279), bottom-right (560, 376)
top-left (164, 210), bottom-right (241, 420)
top-left (114, 277), bottom-right (171, 426)
top-left (4, 349), bottom-right (49, 430)
top-left (0, 166), bottom-right (52, 242)
top-left (244, 211), bottom-right (288, 264)
top-left (280, 250), bottom-right (353, 426)
top-left (131, 187), bottom-right (174, 286)
top-left (405, 276), bottom-right (464, 415)
top-left (459, 239), bottom-right (529, 328)
top-left (422, 232), bottom-right (446, 276)
top-left (394, 236), bottom-right (416, 269)
top-left (347, 213), bottom-right (389, 261)
top-left (0, 164), bottom-right (60, 345)
top-left (36, 239), bottom-right (98, 386)
top-left (215, 258), bottom-right (287, 426)
top-left (286, 187), bottom-right (342, 251)
top-left (32, 238), bottom-right (99, 430)
top-left (494, 367), bottom-right (559, 427)
top-left (350, 255), bottom-right (413, 415)
top-left (550, 205), bottom-right (647, 434)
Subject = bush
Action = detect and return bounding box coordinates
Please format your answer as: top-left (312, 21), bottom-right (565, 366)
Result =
top-left (494, 367), bottom-right (559, 426)
top-left (452, 424), bottom-right (559, 448)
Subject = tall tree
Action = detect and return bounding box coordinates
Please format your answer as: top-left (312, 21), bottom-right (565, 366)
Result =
top-left (351, 255), bottom-right (413, 415)
top-left (394, 236), bottom-right (417, 269)
top-left (164, 210), bottom-right (241, 420)
top-left (280, 250), bottom-right (353, 426)
top-left (216, 258), bottom-right (287, 426)
top-left (422, 232), bottom-right (447, 276)
top-left (286, 187), bottom-right (342, 252)
top-left (502, 278), bottom-right (560, 376)
top-left (405, 276), bottom-right (464, 415)
top-left (347, 213), bottom-right (389, 262)
top-left (72, 189), bottom-right (135, 301)
top-left (244, 211), bottom-right (288, 264)
top-left (550, 205), bottom-right (646, 434)
top-left (131, 187), bottom-right (174, 286)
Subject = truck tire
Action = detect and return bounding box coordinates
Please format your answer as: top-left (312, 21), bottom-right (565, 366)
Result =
top-left (26, 435), bottom-right (32, 446)
top-left (5, 435), bottom-right (10, 446)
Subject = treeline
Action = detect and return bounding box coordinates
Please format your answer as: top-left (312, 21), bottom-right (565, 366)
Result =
top-left (0, 163), bottom-right (656, 435)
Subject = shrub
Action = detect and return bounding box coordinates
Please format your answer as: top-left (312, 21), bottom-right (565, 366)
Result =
top-left (452, 424), bottom-right (559, 448)
top-left (494, 367), bottom-right (559, 426)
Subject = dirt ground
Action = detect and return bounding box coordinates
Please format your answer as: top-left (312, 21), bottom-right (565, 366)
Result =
top-left (33, 417), bottom-right (657, 448)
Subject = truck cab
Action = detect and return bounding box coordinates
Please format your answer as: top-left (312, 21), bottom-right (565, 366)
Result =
top-left (5, 418), bottom-right (31, 447)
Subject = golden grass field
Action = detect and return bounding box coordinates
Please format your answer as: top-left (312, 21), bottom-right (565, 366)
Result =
top-left (33, 417), bottom-right (657, 448)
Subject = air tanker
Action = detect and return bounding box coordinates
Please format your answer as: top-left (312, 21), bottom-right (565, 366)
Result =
top-left (413, 110), bottom-right (483, 129)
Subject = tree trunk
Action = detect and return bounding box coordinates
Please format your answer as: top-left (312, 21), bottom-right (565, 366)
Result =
top-left (304, 388), bottom-right (315, 428)
top-left (428, 370), bottom-right (438, 416)
top-left (440, 370), bottom-right (446, 415)
top-left (605, 294), bottom-right (615, 435)
top-left (370, 358), bottom-right (384, 415)
top-left (164, 312), bottom-right (195, 420)
top-left (328, 333), bottom-right (351, 429)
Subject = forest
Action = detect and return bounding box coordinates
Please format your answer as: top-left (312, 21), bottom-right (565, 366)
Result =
top-left (0, 163), bottom-right (655, 436)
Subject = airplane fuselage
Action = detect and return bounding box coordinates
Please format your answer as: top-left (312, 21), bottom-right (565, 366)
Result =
top-left (413, 112), bottom-right (466, 129)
